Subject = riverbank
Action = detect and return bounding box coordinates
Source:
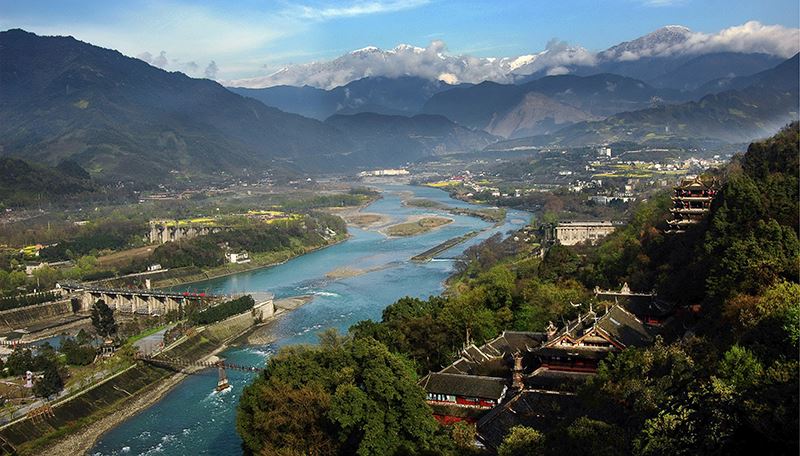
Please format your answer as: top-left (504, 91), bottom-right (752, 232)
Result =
top-left (2, 294), bottom-right (309, 455)
top-left (36, 368), bottom-right (188, 456)
top-left (150, 233), bottom-right (350, 289)
top-left (85, 183), bottom-right (534, 454)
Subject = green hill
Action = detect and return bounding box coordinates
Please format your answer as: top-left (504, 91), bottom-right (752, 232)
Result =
top-left (0, 29), bottom-right (353, 183)
top-left (0, 157), bottom-right (97, 207)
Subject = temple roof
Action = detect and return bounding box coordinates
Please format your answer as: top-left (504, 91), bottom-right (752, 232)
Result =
top-left (476, 389), bottom-right (584, 450)
top-left (549, 304), bottom-right (655, 349)
top-left (524, 367), bottom-right (592, 392)
top-left (534, 346), bottom-right (611, 360)
top-left (598, 294), bottom-right (674, 319)
top-left (420, 373), bottom-right (508, 400)
top-left (438, 331), bottom-right (546, 376)
top-left (483, 331), bottom-right (547, 355)
top-left (595, 305), bottom-right (655, 348)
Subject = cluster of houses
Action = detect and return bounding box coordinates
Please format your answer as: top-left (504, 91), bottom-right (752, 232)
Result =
top-left (419, 284), bottom-right (680, 451)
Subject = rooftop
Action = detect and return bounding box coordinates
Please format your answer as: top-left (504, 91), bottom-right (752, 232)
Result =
top-left (420, 373), bottom-right (508, 400)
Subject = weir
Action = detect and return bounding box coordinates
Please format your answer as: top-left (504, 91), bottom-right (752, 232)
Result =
top-left (57, 283), bottom-right (219, 316)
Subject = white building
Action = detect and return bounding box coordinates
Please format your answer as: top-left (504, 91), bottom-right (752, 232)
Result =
top-left (555, 221), bottom-right (616, 246)
top-left (358, 169), bottom-right (410, 177)
top-left (228, 251), bottom-right (251, 264)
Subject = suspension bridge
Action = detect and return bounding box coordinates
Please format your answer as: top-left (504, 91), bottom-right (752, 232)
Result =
top-left (135, 354), bottom-right (261, 391)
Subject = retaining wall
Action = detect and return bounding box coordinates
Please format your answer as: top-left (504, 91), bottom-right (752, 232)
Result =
top-left (0, 300), bottom-right (74, 332)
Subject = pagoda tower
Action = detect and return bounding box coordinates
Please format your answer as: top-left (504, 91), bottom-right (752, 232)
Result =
top-left (665, 176), bottom-right (718, 233)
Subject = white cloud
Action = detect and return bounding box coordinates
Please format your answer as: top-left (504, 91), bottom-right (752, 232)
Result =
top-left (546, 66), bottom-right (570, 76)
top-left (229, 40), bottom-right (526, 89)
top-left (227, 34), bottom-right (605, 89)
top-left (293, 0), bottom-right (431, 20)
top-left (641, 0), bottom-right (686, 7)
top-left (153, 51), bottom-right (168, 68)
top-left (204, 60), bottom-right (219, 79)
top-left (9, 1), bottom-right (434, 80)
top-left (136, 50), bottom-right (169, 69)
top-left (680, 21), bottom-right (800, 57)
top-left (437, 72), bottom-right (458, 84)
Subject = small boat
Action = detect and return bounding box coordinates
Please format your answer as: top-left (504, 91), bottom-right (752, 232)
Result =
top-left (216, 362), bottom-right (231, 391)
top-left (216, 377), bottom-right (230, 392)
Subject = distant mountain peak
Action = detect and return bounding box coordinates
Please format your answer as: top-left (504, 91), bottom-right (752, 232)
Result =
top-left (601, 25), bottom-right (693, 61)
top-left (350, 46), bottom-right (381, 55)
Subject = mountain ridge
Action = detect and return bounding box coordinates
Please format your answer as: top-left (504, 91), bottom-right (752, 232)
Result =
top-left (488, 54), bottom-right (800, 148)
top-left (0, 29), bottom-right (354, 182)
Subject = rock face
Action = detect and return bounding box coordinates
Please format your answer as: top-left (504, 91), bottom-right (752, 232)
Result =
top-left (485, 92), bottom-right (599, 138)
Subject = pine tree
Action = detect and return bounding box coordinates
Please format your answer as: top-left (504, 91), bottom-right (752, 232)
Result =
top-left (91, 299), bottom-right (117, 338)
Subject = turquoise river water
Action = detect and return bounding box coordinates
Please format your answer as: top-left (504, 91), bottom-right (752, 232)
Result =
top-left (90, 184), bottom-right (530, 455)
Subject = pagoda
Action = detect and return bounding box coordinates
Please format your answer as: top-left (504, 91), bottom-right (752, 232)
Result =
top-left (665, 176), bottom-right (718, 233)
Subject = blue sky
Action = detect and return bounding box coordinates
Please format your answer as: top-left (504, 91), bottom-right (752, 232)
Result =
top-left (1, 0), bottom-right (798, 79)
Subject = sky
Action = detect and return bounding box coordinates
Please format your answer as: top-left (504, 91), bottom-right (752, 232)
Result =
top-left (1, 0), bottom-right (798, 80)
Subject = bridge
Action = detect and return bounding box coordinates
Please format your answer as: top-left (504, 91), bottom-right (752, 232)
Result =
top-left (136, 353), bottom-right (260, 391)
top-left (58, 282), bottom-right (222, 316)
top-left (136, 354), bottom-right (260, 372)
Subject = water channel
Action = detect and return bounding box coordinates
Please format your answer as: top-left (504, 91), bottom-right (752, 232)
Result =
top-left (91, 184), bottom-right (530, 455)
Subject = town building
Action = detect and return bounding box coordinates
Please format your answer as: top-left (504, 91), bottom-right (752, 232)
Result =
top-left (228, 251), bottom-right (251, 264)
top-left (554, 221), bottom-right (616, 246)
top-left (357, 168), bottom-right (410, 177)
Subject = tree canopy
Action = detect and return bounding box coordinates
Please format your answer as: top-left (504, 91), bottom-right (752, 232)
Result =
top-left (237, 331), bottom-right (445, 456)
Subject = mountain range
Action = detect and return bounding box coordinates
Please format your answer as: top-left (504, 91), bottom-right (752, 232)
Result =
top-left (230, 76), bottom-right (462, 121)
top-left (324, 113), bottom-right (496, 165)
top-left (488, 54), bottom-right (800, 149)
top-left (230, 24), bottom-right (795, 91)
top-left (0, 26), bottom-right (797, 186)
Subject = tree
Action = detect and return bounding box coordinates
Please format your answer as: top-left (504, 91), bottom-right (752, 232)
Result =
top-left (498, 426), bottom-right (545, 456)
top-left (450, 421), bottom-right (478, 451)
top-left (539, 244), bottom-right (580, 282)
top-left (5, 349), bottom-right (34, 376)
top-left (584, 339), bottom-right (697, 430)
top-left (91, 299), bottom-right (117, 338)
top-left (33, 360), bottom-right (63, 398)
top-left (552, 417), bottom-right (628, 456)
top-left (61, 338), bottom-right (96, 366)
top-left (237, 332), bottom-right (442, 456)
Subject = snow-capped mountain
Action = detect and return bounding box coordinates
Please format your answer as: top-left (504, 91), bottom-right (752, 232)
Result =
top-left (229, 41), bottom-right (527, 89)
top-left (226, 22), bottom-right (798, 90)
top-left (599, 25), bottom-right (693, 61)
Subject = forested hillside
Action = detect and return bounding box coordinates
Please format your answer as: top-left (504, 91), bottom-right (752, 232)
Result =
top-left (237, 123), bottom-right (799, 455)
top-left (0, 29), bottom-right (352, 183)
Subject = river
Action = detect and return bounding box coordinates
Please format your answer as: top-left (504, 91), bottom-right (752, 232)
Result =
top-left (90, 184), bottom-right (530, 455)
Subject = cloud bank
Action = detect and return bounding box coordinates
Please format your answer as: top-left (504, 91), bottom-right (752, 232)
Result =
top-left (229, 21), bottom-right (799, 89)
top-left (228, 40), bottom-right (593, 89)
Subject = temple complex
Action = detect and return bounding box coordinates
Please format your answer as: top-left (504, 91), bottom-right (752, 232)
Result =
top-left (419, 302), bottom-right (658, 432)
